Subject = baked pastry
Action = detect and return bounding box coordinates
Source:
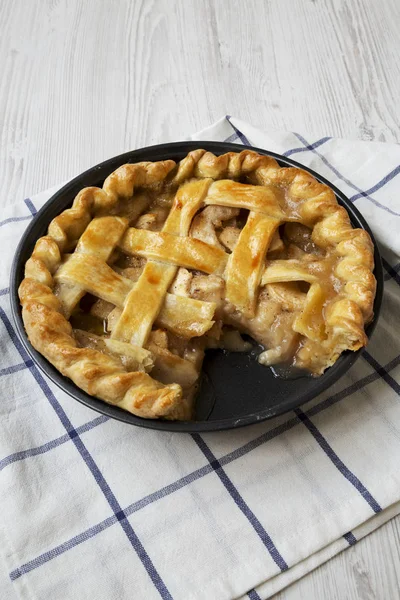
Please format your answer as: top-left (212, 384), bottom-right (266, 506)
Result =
top-left (19, 150), bottom-right (376, 420)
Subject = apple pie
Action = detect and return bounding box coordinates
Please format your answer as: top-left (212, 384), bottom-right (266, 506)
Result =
top-left (19, 150), bottom-right (376, 420)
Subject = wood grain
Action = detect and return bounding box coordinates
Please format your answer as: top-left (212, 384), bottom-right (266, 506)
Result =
top-left (273, 516), bottom-right (400, 599)
top-left (0, 0), bottom-right (399, 598)
top-left (0, 0), bottom-right (399, 209)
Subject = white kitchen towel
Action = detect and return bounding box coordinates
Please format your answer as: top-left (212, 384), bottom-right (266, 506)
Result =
top-left (0, 116), bottom-right (399, 600)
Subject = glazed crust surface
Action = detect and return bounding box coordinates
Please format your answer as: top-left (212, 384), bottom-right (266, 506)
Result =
top-left (19, 151), bottom-right (376, 420)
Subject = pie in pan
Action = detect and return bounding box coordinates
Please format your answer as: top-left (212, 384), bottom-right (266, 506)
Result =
top-left (19, 150), bottom-right (376, 421)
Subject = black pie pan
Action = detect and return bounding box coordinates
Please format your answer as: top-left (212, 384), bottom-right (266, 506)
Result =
top-left (10, 141), bottom-right (383, 432)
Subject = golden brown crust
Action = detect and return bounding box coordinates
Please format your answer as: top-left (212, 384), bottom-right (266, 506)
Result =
top-left (19, 150), bottom-right (376, 418)
top-left (169, 151), bottom-right (375, 374)
top-left (19, 161), bottom-right (186, 420)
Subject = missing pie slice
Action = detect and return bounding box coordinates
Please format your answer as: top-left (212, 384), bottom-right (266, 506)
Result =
top-left (19, 150), bottom-right (376, 420)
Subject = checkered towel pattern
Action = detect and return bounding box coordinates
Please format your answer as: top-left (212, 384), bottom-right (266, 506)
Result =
top-left (1, 116), bottom-right (400, 600)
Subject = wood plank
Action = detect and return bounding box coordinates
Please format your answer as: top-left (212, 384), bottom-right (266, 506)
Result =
top-left (1, 1), bottom-right (399, 598)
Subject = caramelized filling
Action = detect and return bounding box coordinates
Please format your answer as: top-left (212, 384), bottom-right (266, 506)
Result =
top-left (20, 150), bottom-right (374, 424)
top-left (69, 178), bottom-right (348, 413)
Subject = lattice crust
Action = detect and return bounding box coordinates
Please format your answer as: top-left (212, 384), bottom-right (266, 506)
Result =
top-left (19, 151), bottom-right (376, 421)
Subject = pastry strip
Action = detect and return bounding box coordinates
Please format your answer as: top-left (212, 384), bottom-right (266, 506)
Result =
top-left (293, 283), bottom-right (326, 342)
top-left (206, 180), bottom-right (284, 218)
top-left (55, 254), bottom-right (133, 307)
top-left (55, 216), bottom-right (129, 316)
top-left (261, 260), bottom-right (320, 285)
top-left (112, 179), bottom-right (213, 346)
top-left (119, 228), bottom-right (227, 275)
top-left (225, 213), bottom-right (280, 317)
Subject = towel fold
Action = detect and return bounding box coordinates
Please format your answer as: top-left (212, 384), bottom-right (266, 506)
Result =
top-left (1, 116), bottom-right (399, 600)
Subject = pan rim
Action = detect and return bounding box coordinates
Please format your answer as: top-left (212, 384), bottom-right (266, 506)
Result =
top-left (9, 140), bottom-right (384, 432)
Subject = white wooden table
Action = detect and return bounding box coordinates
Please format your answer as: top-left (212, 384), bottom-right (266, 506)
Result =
top-left (1, 1), bottom-right (399, 598)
